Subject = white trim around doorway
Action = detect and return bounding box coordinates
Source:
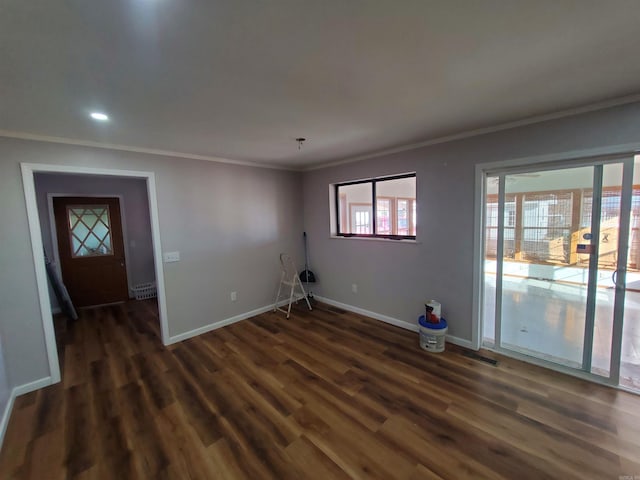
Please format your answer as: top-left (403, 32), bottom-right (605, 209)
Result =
top-left (20, 163), bottom-right (170, 387)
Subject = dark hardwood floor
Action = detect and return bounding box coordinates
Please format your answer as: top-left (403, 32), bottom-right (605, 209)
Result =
top-left (1, 299), bottom-right (639, 479)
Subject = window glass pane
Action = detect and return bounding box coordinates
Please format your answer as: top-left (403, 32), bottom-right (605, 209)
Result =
top-left (621, 157), bottom-right (640, 391)
top-left (412, 201), bottom-right (417, 234)
top-left (338, 183), bottom-right (372, 234)
top-left (376, 198), bottom-right (392, 235)
top-left (377, 176), bottom-right (416, 236)
top-left (72, 237), bottom-right (85, 256)
top-left (337, 175), bottom-right (416, 237)
top-left (353, 207), bottom-right (372, 234)
top-left (397, 199), bottom-right (409, 235)
top-left (503, 194), bottom-right (516, 259)
top-left (72, 222), bottom-right (90, 243)
top-left (68, 205), bottom-right (114, 257)
top-left (377, 177), bottom-right (415, 198)
top-left (521, 192), bottom-right (573, 264)
top-left (93, 222), bottom-right (108, 241)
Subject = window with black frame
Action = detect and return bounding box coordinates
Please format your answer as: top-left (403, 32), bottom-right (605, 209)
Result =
top-left (335, 173), bottom-right (416, 239)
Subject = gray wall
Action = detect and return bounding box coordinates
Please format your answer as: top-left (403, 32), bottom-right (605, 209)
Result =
top-left (302, 101), bottom-right (640, 342)
top-left (34, 173), bottom-right (156, 309)
top-left (2, 101), bottom-right (640, 391)
top-left (0, 137), bottom-right (303, 387)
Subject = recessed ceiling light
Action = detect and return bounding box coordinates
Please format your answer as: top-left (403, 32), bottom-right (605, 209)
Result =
top-left (90, 112), bottom-right (109, 121)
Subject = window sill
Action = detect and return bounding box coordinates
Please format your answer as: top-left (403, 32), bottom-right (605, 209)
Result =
top-left (330, 235), bottom-right (420, 244)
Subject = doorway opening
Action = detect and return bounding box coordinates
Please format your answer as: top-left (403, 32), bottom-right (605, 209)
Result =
top-left (21, 164), bottom-right (169, 386)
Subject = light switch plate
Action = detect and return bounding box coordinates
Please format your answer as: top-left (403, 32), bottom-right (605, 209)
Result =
top-left (163, 251), bottom-right (180, 263)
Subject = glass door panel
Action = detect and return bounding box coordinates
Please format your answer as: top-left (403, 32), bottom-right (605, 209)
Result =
top-left (620, 156), bottom-right (640, 391)
top-left (590, 163), bottom-right (624, 377)
top-left (499, 166), bottom-right (594, 368)
top-left (483, 176), bottom-right (499, 346)
top-left (483, 156), bottom-right (635, 387)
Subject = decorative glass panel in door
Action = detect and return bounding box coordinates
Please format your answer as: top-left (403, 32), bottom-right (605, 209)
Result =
top-left (68, 205), bottom-right (113, 257)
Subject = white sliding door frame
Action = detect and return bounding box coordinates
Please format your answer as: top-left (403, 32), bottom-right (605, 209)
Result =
top-left (473, 147), bottom-right (638, 389)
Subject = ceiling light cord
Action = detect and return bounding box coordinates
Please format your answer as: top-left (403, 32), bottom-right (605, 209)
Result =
top-left (296, 137), bottom-right (306, 150)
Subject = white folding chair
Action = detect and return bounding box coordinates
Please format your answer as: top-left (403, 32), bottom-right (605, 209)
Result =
top-left (273, 253), bottom-right (312, 318)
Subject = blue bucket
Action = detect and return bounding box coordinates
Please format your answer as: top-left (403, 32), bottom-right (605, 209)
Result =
top-left (418, 315), bottom-right (447, 330)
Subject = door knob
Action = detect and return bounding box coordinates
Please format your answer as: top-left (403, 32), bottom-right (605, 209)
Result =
top-left (612, 268), bottom-right (626, 288)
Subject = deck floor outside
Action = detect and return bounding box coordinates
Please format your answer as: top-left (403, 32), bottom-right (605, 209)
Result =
top-left (483, 264), bottom-right (640, 391)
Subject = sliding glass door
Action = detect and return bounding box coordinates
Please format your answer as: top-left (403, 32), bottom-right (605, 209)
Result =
top-left (618, 156), bottom-right (640, 390)
top-left (482, 155), bottom-right (637, 389)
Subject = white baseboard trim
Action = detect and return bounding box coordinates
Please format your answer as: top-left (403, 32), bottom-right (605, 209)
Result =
top-left (315, 296), bottom-right (419, 332)
top-left (13, 376), bottom-right (53, 396)
top-left (0, 389), bottom-right (16, 451)
top-left (167, 301), bottom-right (287, 345)
top-left (0, 376), bottom-right (53, 450)
top-left (314, 296), bottom-right (476, 349)
top-left (445, 335), bottom-right (475, 349)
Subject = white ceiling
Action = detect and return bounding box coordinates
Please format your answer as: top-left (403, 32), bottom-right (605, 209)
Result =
top-left (2, 1), bottom-right (640, 170)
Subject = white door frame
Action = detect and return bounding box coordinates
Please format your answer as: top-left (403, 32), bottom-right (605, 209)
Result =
top-left (473, 144), bottom-right (639, 388)
top-left (20, 163), bottom-right (170, 385)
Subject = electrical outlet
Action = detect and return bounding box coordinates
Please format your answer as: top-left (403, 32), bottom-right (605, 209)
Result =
top-left (230, 291), bottom-right (237, 302)
top-left (352, 283), bottom-right (358, 294)
top-left (163, 251), bottom-right (180, 263)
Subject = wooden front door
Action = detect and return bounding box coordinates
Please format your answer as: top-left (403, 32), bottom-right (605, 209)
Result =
top-left (53, 197), bottom-right (129, 307)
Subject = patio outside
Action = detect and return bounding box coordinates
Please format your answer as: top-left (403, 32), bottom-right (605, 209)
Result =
top-left (483, 261), bottom-right (640, 391)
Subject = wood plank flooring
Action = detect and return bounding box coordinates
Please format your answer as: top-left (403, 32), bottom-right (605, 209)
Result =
top-left (1, 299), bottom-right (639, 479)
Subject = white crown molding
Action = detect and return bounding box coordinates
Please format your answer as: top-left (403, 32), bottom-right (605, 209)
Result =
top-left (0, 130), bottom-right (296, 171)
top-left (305, 93), bottom-right (640, 171)
top-left (3, 93), bottom-right (640, 173)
